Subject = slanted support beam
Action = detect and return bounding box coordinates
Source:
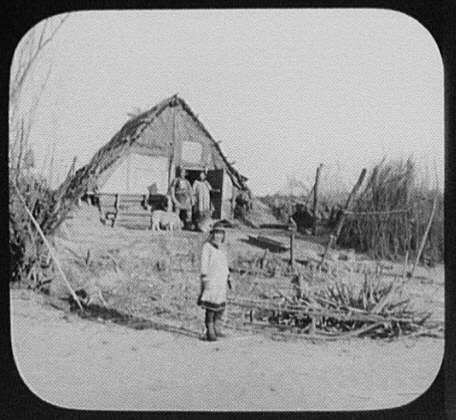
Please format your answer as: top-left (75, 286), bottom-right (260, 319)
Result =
top-left (318, 168), bottom-right (367, 269)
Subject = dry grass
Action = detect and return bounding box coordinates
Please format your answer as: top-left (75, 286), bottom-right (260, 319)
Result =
top-left (19, 201), bottom-right (442, 342)
top-left (9, 170), bottom-right (55, 284)
top-left (338, 158), bottom-right (443, 263)
top-left (47, 218), bottom-right (207, 331)
top-left (258, 158), bottom-right (443, 264)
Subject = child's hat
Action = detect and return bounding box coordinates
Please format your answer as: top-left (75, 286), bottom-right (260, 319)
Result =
top-left (210, 227), bottom-right (225, 234)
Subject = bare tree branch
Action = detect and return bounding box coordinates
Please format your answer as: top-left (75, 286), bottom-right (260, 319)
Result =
top-left (9, 14), bottom-right (69, 172)
top-left (24, 60), bottom-right (54, 137)
top-left (10, 15), bottom-right (68, 105)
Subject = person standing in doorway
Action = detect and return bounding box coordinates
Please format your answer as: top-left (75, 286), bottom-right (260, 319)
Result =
top-left (193, 171), bottom-right (213, 225)
top-left (197, 228), bottom-right (232, 341)
top-left (169, 167), bottom-right (193, 229)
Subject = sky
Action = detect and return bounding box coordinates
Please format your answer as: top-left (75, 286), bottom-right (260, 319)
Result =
top-left (11, 9), bottom-right (444, 195)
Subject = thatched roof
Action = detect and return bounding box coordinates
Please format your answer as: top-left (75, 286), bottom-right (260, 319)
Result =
top-left (84, 94), bottom-right (248, 191)
top-left (45, 95), bottom-right (249, 234)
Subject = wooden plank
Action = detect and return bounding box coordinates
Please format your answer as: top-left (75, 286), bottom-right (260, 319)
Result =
top-left (97, 193), bottom-right (117, 199)
top-left (259, 223), bottom-right (290, 230)
top-left (116, 212), bottom-right (151, 217)
top-left (98, 196), bottom-right (117, 206)
top-left (117, 205), bottom-right (146, 212)
top-left (118, 194), bottom-right (146, 202)
top-left (100, 205), bottom-right (116, 211)
top-left (99, 192), bottom-right (165, 229)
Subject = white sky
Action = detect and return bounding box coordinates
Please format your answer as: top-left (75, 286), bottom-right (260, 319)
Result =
top-left (12, 9), bottom-right (444, 195)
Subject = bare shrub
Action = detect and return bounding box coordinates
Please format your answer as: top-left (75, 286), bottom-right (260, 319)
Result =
top-left (9, 16), bottom-right (68, 284)
top-left (9, 169), bottom-right (55, 283)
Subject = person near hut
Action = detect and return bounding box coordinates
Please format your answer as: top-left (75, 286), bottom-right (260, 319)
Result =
top-left (197, 228), bottom-right (232, 341)
top-left (192, 171), bottom-right (213, 225)
top-left (169, 167), bottom-right (194, 229)
top-left (234, 189), bottom-right (250, 219)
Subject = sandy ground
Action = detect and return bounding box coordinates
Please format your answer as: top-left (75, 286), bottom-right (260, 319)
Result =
top-left (11, 288), bottom-right (443, 411)
top-left (11, 206), bottom-right (444, 411)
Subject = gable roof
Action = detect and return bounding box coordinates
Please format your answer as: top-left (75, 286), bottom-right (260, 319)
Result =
top-left (47, 96), bottom-right (250, 233)
top-left (85, 94), bottom-right (248, 191)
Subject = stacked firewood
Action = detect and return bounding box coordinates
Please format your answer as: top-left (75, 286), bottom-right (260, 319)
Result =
top-left (227, 274), bottom-right (442, 340)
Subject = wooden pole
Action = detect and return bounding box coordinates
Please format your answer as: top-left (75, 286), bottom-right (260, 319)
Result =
top-left (288, 215), bottom-right (297, 267)
top-left (126, 156), bottom-right (130, 194)
top-left (409, 194), bottom-right (438, 278)
top-left (168, 106), bottom-right (176, 189)
top-left (312, 164), bottom-right (323, 235)
top-left (304, 183), bottom-right (315, 206)
top-left (401, 251), bottom-right (409, 282)
top-left (318, 168), bottom-right (367, 269)
top-left (290, 231), bottom-right (295, 267)
top-left (13, 183), bottom-right (84, 311)
top-left (112, 193), bottom-right (119, 227)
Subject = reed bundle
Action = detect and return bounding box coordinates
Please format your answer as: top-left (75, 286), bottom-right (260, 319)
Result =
top-left (338, 158), bottom-right (443, 263)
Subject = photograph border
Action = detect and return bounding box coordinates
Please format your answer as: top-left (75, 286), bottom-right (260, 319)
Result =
top-left (2, 1), bottom-right (454, 419)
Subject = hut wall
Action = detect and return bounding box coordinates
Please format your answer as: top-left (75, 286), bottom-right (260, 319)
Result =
top-left (173, 107), bottom-right (214, 169)
top-left (99, 152), bottom-right (169, 194)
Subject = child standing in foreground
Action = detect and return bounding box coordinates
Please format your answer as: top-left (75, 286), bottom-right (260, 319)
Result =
top-left (197, 228), bottom-right (231, 341)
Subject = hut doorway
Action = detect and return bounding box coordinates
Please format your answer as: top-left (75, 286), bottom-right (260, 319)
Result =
top-left (183, 169), bottom-right (202, 186)
top-left (206, 169), bottom-right (225, 219)
top-left (179, 168), bottom-right (226, 219)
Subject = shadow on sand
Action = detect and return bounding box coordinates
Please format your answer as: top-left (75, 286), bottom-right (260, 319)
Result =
top-left (238, 237), bottom-right (288, 253)
top-left (73, 303), bottom-right (202, 339)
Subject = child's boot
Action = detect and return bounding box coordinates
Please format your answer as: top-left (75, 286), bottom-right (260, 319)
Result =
top-left (205, 310), bottom-right (217, 341)
top-left (214, 311), bottom-right (227, 338)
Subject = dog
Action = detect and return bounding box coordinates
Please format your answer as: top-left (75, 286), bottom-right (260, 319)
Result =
top-left (151, 210), bottom-right (183, 231)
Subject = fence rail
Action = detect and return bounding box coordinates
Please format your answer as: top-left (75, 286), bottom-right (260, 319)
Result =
top-left (344, 208), bottom-right (410, 216)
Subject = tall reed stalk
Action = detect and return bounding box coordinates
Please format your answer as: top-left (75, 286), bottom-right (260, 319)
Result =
top-left (338, 158), bottom-right (443, 263)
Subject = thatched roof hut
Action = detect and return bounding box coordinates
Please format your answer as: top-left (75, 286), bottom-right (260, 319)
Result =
top-left (52, 95), bottom-right (249, 225)
top-left (90, 95), bottom-right (248, 192)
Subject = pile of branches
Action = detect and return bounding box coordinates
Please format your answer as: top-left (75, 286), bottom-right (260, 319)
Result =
top-left (338, 158), bottom-right (443, 263)
top-left (228, 274), bottom-right (442, 340)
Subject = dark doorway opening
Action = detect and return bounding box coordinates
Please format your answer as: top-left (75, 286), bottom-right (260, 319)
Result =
top-left (178, 168), bottom-right (225, 219)
top-left (183, 169), bottom-right (203, 186)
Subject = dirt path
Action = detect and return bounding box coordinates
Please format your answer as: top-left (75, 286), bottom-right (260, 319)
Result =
top-left (11, 289), bottom-right (443, 411)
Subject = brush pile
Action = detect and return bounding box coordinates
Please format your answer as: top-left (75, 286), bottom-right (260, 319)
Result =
top-left (227, 272), bottom-right (443, 340)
